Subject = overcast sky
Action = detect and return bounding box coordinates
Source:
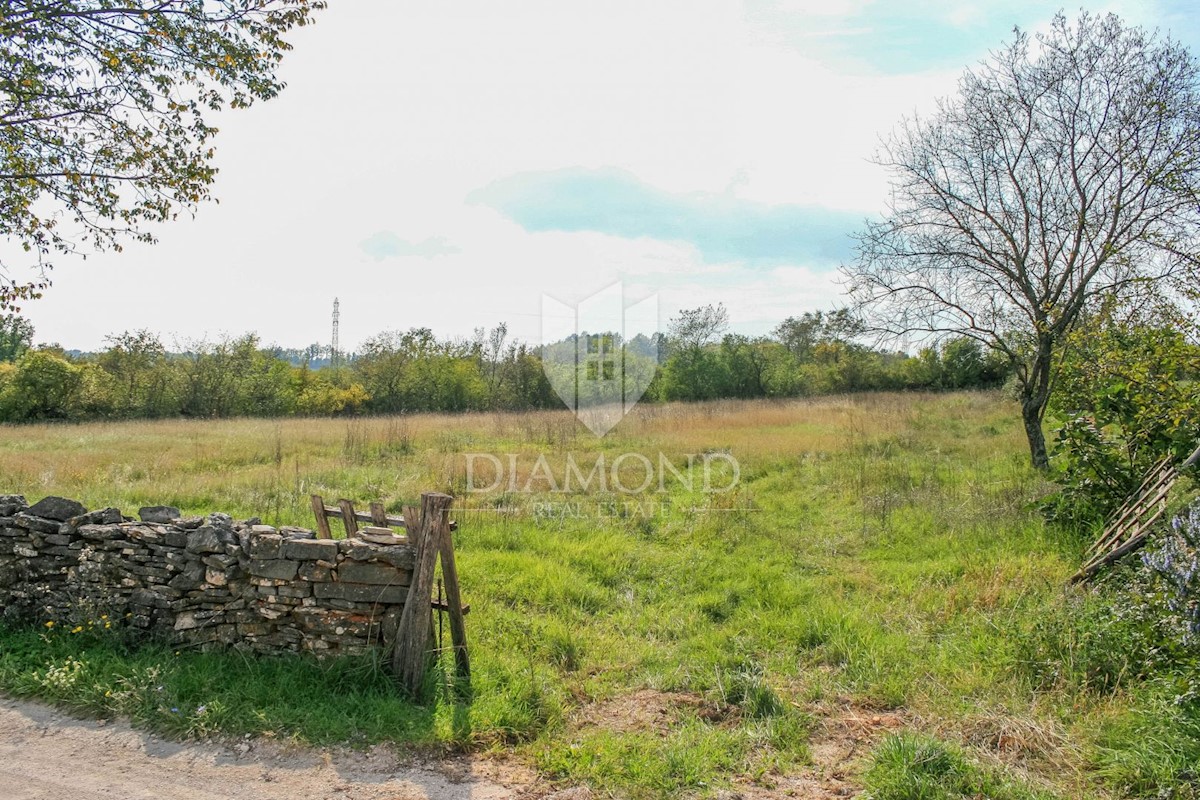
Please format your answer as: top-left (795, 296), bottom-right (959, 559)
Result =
top-left (16, 1), bottom-right (1200, 352)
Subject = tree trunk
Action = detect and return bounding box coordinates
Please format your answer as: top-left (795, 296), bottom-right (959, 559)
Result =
top-left (1022, 397), bottom-right (1049, 471)
top-left (1020, 338), bottom-right (1054, 471)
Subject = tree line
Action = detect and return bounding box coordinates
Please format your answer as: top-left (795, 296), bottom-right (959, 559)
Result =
top-left (0, 307), bottom-right (1008, 423)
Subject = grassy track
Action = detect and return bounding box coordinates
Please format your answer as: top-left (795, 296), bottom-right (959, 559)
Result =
top-left (1, 392), bottom-right (1194, 798)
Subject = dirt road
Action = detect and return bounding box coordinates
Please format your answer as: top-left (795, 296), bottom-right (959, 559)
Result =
top-left (0, 697), bottom-right (539, 800)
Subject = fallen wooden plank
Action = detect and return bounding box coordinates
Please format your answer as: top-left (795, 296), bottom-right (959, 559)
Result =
top-left (1071, 504), bottom-right (1169, 584)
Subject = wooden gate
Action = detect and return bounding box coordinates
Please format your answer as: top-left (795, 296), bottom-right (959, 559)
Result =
top-left (312, 492), bottom-right (469, 697)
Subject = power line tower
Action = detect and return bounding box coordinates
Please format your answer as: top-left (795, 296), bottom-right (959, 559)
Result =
top-left (331, 297), bottom-right (340, 368)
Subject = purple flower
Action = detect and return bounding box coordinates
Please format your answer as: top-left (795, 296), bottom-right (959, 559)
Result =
top-left (1143, 501), bottom-right (1200, 646)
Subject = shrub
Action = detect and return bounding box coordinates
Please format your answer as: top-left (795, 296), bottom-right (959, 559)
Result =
top-left (1044, 306), bottom-right (1200, 531)
top-left (1016, 584), bottom-right (1165, 696)
top-left (1142, 502), bottom-right (1200, 650)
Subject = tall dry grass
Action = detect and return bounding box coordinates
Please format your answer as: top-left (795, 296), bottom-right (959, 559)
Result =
top-left (0, 392), bottom-right (1023, 527)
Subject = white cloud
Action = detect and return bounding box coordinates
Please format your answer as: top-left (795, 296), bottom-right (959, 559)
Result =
top-left (359, 232), bottom-right (458, 261)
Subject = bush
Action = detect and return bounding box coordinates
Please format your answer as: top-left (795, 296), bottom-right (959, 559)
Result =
top-left (1015, 504), bottom-right (1200, 797)
top-left (0, 351), bottom-right (83, 420)
top-left (1016, 583), bottom-right (1166, 696)
top-left (1044, 307), bottom-right (1200, 530)
top-left (1018, 503), bottom-right (1200, 698)
top-left (1142, 502), bottom-right (1200, 650)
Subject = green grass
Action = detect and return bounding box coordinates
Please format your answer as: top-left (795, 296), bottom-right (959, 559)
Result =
top-left (864, 732), bottom-right (1051, 800)
top-left (0, 626), bottom-right (444, 743)
top-left (1, 392), bottom-right (1197, 798)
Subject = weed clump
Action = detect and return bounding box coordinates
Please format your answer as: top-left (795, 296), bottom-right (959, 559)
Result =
top-left (1014, 502), bottom-right (1200, 798)
top-left (865, 732), bottom-right (1048, 800)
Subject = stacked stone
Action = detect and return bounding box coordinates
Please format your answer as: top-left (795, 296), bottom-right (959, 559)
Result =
top-left (239, 526), bottom-right (413, 655)
top-left (171, 513), bottom-right (253, 646)
top-left (116, 510), bottom-right (249, 644)
top-left (0, 494), bottom-right (39, 618)
top-left (0, 495), bottom-right (417, 658)
top-left (74, 511), bottom-right (183, 635)
top-left (0, 495), bottom-right (122, 621)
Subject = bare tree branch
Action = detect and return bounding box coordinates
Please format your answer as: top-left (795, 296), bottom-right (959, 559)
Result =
top-left (843, 12), bottom-right (1200, 468)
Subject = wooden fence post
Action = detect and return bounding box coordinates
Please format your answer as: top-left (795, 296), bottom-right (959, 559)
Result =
top-left (438, 516), bottom-right (470, 681)
top-left (392, 492), bottom-right (453, 697)
top-left (310, 495), bottom-right (332, 539)
top-left (337, 498), bottom-right (360, 537)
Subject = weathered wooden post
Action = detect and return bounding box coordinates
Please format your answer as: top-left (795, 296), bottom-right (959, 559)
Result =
top-left (391, 492), bottom-right (453, 697)
top-left (438, 509), bottom-right (470, 682)
top-left (309, 494), bottom-right (332, 539)
top-left (337, 498), bottom-right (359, 537)
top-left (1183, 441), bottom-right (1200, 471)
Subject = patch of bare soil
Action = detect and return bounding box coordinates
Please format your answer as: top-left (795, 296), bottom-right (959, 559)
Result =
top-left (714, 698), bottom-right (906, 800)
top-left (1, 690), bottom-right (918, 800)
top-left (571, 689), bottom-right (730, 735)
top-left (567, 690), bottom-right (910, 799)
top-left (0, 696), bottom-right (546, 800)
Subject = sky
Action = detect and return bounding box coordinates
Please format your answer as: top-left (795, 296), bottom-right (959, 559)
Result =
top-left (13, 1), bottom-right (1200, 352)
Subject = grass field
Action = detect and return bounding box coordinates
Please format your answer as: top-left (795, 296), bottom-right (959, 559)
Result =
top-left (1, 392), bottom-right (1196, 798)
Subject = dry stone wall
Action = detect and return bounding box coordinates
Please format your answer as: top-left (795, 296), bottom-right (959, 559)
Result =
top-left (0, 495), bottom-right (414, 656)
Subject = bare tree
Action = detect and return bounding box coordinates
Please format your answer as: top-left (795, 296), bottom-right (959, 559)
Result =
top-left (844, 12), bottom-right (1200, 469)
top-left (669, 303), bottom-right (729, 353)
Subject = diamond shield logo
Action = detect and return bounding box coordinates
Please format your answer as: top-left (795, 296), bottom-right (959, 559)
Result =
top-left (542, 283), bottom-right (660, 436)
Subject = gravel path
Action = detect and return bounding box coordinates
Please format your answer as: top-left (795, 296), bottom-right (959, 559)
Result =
top-left (0, 697), bottom-right (535, 800)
